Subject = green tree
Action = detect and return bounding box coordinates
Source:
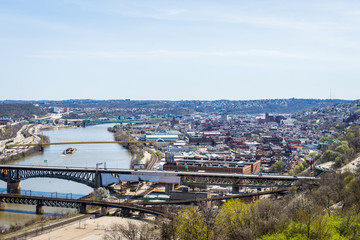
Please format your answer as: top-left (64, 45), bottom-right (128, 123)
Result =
top-left (215, 199), bottom-right (253, 240)
top-left (272, 161), bottom-right (285, 172)
top-left (176, 206), bottom-right (213, 240)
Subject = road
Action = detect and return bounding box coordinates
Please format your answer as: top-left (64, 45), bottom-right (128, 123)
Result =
top-left (341, 156), bottom-right (360, 172)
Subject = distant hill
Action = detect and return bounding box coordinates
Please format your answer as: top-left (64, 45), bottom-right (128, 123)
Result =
top-left (0, 103), bottom-right (47, 119)
top-left (293, 99), bottom-right (360, 126)
top-left (2, 99), bottom-right (347, 116)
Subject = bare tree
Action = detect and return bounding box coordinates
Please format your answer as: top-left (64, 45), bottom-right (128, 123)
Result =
top-left (154, 217), bottom-right (177, 240)
top-left (103, 221), bottom-right (155, 240)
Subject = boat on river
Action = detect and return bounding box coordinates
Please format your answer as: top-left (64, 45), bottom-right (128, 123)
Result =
top-left (63, 148), bottom-right (77, 155)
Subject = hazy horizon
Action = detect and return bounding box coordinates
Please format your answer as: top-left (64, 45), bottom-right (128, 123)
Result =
top-left (0, 98), bottom-right (351, 102)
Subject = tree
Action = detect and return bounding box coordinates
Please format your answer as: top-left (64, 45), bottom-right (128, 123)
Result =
top-left (215, 199), bottom-right (253, 240)
top-left (286, 195), bottom-right (320, 239)
top-left (93, 187), bottom-right (109, 200)
top-left (272, 161), bottom-right (285, 172)
top-left (175, 206), bottom-right (213, 240)
top-left (102, 221), bottom-right (155, 240)
top-left (344, 176), bottom-right (360, 214)
top-left (155, 217), bottom-right (177, 240)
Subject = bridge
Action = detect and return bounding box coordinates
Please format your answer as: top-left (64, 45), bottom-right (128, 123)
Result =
top-left (139, 189), bottom-right (288, 206)
top-left (31, 112), bottom-right (149, 126)
top-left (0, 193), bottom-right (168, 217)
top-left (6, 140), bottom-right (155, 148)
top-left (82, 112), bottom-right (122, 126)
top-left (0, 189), bottom-right (287, 217)
top-left (0, 165), bottom-right (318, 194)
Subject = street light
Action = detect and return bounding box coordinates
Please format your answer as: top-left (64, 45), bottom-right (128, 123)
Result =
top-left (96, 162), bottom-right (103, 170)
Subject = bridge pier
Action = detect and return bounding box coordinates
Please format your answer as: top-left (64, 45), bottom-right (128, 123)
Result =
top-left (79, 204), bottom-right (87, 214)
top-left (36, 204), bottom-right (44, 215)
top-left (7, 181), bottom-right (21, 194)
top-left (94, 173), bottom-right (102, 189)
top-left (165, 183), bottom-right (174, 195)
top-left (101, 206), bottom-right (109, 216)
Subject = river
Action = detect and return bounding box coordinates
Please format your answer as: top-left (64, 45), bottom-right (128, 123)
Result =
top-left (0, 123), bottom-right (131, 229)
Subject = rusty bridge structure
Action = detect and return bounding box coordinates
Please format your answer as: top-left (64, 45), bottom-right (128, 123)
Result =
top-left (0, 165), bottom-right (318, 194)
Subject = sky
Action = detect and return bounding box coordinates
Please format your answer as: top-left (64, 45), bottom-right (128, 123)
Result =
top-left (0, 0), bottom-right (360, 101)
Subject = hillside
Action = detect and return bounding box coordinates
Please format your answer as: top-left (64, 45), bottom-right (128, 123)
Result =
top-left (3, 99), bottom-right (346, 116)
top-left (0, 103), bottom-right (47, 119)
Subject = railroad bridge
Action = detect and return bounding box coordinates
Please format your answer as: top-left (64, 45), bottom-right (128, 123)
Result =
top-left (0, 193), bottom-right (167, 217)
top-left (0, 165), bottom-right (103, 193)
top-left (0, 165), bottom-right (318, 194)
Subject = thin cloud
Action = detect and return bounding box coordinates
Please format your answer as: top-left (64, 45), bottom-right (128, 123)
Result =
top-left (31, 49), bottom-right (312, 60)
top-left (31, 50), bottom-right (137, 59)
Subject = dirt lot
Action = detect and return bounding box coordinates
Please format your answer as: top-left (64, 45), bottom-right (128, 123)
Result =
top-left (29, 216), bottom-right (149, 240)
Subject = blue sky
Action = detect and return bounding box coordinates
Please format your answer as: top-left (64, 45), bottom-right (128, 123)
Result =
top-left (1, 0), bottom-right (360, 100)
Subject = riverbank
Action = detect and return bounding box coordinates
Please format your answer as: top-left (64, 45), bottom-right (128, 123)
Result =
top-left (107, 126), bottom-right (162, 170)
top-left (0, 123), bottom-right (132, 233)
top-left (0, 124), bottom-right (75, 164)
top-left (107, 126), bottom-right (145, 169)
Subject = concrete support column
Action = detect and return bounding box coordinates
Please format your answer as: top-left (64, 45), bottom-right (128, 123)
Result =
top-left (94, 173), bottom-right (102, 189)
top-left (165, 183), bottom-right (174, 195)
top-left (101, 206), bottom-right (109, 216)
top-left (7, 181), bottom-right (21, 194)
top-left (36, 204), bottom-right (44, 214)
top-left (79, 204), bottom-right (87, 214)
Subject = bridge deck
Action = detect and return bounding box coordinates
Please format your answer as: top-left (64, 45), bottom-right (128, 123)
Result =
top-left (7, 141), bottom-right (155, 147)
top-left (0, 164), bottom-right (318, 189)
top-left (139, 189), bottom-right (288, 205)
top-left (0, 193), bottom-right (167, 217)
top-left (0, 165), bottom-right (317, 180)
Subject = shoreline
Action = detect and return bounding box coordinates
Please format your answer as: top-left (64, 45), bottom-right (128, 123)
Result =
top-left (107, 128), bottom-right (160, 170)
top-left (107, 126), bottom-right (144, 170)
top-left (0, 123), bottom-right (154, 237)
top-left (0, 124), bottom-right (76, 164)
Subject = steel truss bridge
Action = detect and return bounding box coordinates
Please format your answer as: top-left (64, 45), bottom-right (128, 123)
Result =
top-left (6, 140), bottom-right (155, 148)
top-left (140, 189), bottom-right (288, 206)
top-left (180, 174), bottom-right (299, 188)
top-left (0, 193), bottom-right (168, 217)
top-left (0, 165), bottom-right (100, 188)
top-left (0, 165), bottom-right (318, 191)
